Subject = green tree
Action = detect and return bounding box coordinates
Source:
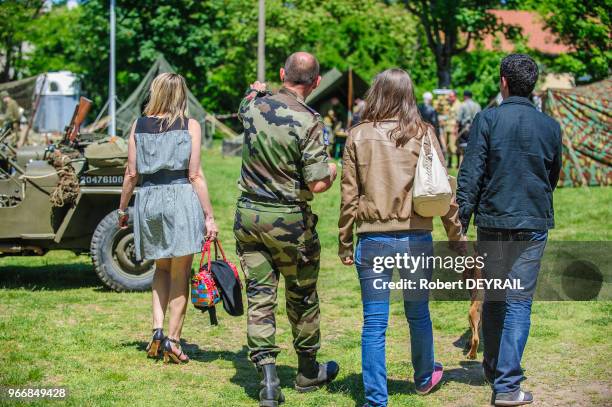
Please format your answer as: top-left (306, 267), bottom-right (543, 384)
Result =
top-left (538, 0), bottom-right (610, 82)
top-left (0, 0), bottom-right (45, 82)
top-left (4, 1), bottom-right (440, 114)
top-left (398, 0), bottom-right (520, 88)
top-left (20, 0), bottom-right (425, 114)
top-left (206, 0), bottom-right (427, 112)
top-left (71, 0), bottom-right (228, 109)
top-left (19, 5), bottom-right (82, 76)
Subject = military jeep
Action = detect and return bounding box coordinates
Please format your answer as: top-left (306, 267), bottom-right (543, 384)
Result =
top-left (0, 103), bottom-right (154, 291)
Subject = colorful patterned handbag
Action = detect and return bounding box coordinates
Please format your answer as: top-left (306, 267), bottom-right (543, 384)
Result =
top-left (191, 239), bottom-right (221, 325)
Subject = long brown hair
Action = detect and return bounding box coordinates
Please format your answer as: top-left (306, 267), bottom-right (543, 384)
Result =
top-left (143, 72), bottom-right (188, 130)
top-left (361, 68), bottom-right (429, 147)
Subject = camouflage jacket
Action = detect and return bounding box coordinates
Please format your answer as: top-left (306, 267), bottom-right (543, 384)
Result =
top-left (458, 99), bottom-right (482, 127)
top-left (237, 87), bottom-right (330, 204)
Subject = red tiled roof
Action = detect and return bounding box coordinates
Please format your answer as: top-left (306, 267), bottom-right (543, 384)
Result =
top-left (470, 10), bottom-right (572, 54)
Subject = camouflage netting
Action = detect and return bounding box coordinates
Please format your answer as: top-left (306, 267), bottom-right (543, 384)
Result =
top-left (544, 78), bottom-right (611, 187)
top-left (115, 54), bottom-right (211, 146)
top-left (49, 150), bottom-right (80, 208)
top-left (0, 76), bottom-right (37, 116)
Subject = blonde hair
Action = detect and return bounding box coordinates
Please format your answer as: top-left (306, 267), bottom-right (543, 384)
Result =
top-left (362, 68), bottom-right (429, 147)
top-left (143, 72), bottom-right (188, 130)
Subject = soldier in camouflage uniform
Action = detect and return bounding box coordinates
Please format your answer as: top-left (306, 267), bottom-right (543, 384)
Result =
top-left (234, 51), bottom-right (339, 406)
top-left (1, 91), bottom-right (21, 147)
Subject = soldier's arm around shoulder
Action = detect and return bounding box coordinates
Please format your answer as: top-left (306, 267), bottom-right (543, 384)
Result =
top-left (238, 81), bottom-right (269, 120)
top-left (301, 119), bottom-right (337, 193)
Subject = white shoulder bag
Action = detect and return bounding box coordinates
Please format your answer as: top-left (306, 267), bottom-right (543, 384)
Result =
top-left (413, 129), bottom-right (453, 217)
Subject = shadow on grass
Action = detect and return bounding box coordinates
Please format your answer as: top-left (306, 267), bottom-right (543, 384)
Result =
top-left (328, 360), bottom-right (485, 405)
top-left (329, 372), bottom-right (450, 405)
top-left (123, 338), bottom-right (485, 405)
top-left (453, 328), bottom-right (485, 357)
top-left (445, 360), bottom-right (486, 386)
top-left (0, 261), bottom-right (102, 291)
top-left (122, 341), bottom-right (295, 402)
top-left (328, 372), bottom-right (387, 405)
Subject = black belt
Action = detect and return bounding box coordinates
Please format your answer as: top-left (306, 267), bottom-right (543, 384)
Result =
top-left (141, 169), bottom-right (189, 187)
top-left (240, 192), bottom-right (305, 207)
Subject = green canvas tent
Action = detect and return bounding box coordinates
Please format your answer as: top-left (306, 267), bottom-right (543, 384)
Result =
top-left (0, 76), bottom-right (37, 116)
top-left (305, 68), bottom-right (369, 114)
top-left (115, 55), bottom-right (211, 146)
top-left (544, 78), bottom-right (611, 187)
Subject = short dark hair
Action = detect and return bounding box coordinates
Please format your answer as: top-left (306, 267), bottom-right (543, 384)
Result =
top-left (463, 90), bottom-right (472, 98)
top-left (500, 54), bottom-right (539, 97)
top-left (283, 52), bottom-right (319, 86)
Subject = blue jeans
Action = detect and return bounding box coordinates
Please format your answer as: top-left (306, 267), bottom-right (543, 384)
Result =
top-left (478, 228), bottom-right (547, 395)
top-left (356, 231), bottom-right (435, 407)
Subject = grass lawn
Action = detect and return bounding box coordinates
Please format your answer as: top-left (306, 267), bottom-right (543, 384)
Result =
top-left (1, 144), bottom-right (610, 406)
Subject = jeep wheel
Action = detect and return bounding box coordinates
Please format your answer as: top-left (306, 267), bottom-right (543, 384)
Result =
top-left (91, 208), bottom-right (155, 291)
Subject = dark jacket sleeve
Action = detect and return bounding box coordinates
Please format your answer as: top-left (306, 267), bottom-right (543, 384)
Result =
top-left (549, 123), bottom-right (563, 190)
top-left (432, 110), bottom-right (441, 140)
top-left (456, 112), bottom-right (489, 233)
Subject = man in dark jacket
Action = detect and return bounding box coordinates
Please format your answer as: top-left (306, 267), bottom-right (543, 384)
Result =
top-left (418, 91), bottom-right (444, 150)
top-left (457, 54), bottom-right (562, 406)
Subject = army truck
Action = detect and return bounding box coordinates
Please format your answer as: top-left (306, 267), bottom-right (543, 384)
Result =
top-left (0, 98), bottom-right (154, 291)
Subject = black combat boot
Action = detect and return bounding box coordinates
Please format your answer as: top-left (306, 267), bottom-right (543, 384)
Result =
top-left (294, 353), bottom-right (340, 392)
top-left (259, 363), bottom-right (284, 407)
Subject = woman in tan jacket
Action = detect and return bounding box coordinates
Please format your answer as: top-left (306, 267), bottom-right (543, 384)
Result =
top-left (338, 68), bottom-right (465, 407)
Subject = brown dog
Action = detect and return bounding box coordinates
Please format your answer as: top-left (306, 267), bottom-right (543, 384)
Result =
top-left (463, 264), bottom-right (483, 359)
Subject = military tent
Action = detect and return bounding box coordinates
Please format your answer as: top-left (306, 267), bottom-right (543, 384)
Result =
top-left (0, 73), bottom-right (81, 133)
top-left (115, 54), bottom-right (211, 146)
top-left (544, 78), bottom-right (611, 187)
top-left (0, 76), bottom-right (37, 117)
top-left (305, 68), bottom-right (368, 120)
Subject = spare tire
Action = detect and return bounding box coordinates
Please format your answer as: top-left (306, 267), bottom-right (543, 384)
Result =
top-left (91, 208), bottom-right (155, 291)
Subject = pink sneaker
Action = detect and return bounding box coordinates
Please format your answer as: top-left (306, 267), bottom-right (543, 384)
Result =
top-left (416, 362), bottom-right (444, 395)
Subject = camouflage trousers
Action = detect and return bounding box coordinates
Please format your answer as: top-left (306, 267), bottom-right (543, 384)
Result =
top-left (234, 198), bottom-right (321, 366)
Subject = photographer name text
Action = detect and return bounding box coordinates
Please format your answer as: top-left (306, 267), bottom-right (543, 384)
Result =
top-left (373, 278), bottom-right (525, 290)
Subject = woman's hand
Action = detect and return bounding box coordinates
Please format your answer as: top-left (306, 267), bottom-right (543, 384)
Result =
top-left (341, 256), bottom-right (354, 266)
top-left (205, 216), bottom-right (219, 240)
top-left (118, 209), bottom-right (129, 229)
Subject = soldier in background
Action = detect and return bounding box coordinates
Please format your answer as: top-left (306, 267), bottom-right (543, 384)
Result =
top-left (435, 90), bottom-right (461, 168)
top-left (235, 51), bottom-right (339, 406)
top-left (447, 90), bottom-right (462, 168)
top-left (456, 90), bottom-right (481, 166)
top-left (1, 91), bottom-right (22, 147)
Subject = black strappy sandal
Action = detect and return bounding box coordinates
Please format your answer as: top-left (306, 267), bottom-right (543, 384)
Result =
top-left (146, 328), bottom-right (164, 358)
top-left (162, 337), bottom-right (189, 364)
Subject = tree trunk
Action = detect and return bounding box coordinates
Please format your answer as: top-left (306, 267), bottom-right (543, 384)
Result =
top-left (1, 45), bottom-right (12, 83)
top-left (437, 52), bottom-right (452, 88)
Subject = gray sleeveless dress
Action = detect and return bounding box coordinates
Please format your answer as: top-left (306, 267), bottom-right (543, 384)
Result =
top-left (133, 116), bottom-right (205, 260)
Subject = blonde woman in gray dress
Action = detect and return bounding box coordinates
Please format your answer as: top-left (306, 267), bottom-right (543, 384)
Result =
top-left (118, 73), bottom-right (218, 364)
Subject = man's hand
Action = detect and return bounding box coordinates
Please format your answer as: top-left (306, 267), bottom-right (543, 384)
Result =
top-left (307, 163), bottom-right (337, 193)
top-left (341, 256), bottom-right (354, 266)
